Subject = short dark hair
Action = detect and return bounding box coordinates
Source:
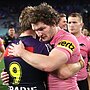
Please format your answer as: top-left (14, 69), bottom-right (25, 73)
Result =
top-left (59, 13), bottom-right (66, 20)
top-left (8, 24), bottom-right (15, 29)
top-left (68, 13), bottom-right (83, 23)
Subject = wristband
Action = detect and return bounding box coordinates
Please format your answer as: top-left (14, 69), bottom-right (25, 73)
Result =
top-left (79, 59), bottom-right (84, 69)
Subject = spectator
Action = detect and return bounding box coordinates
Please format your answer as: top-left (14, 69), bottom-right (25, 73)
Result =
top-left (3, 24), bottom-right (16, 49)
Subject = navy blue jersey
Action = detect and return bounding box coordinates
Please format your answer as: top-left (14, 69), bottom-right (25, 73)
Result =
top-left (4, 36), bottom-right (52, 90)
top-left (3, 33), bottom-right (16, 49)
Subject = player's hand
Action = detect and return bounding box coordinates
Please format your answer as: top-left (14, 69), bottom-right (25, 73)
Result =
top-left (1, 71), bottom-right (9, 85)
top-left (8, 41), bottom-right (25, 57)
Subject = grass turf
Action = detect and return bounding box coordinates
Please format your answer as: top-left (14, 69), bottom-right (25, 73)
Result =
top-left (0, 59), bottom-right (8, 90)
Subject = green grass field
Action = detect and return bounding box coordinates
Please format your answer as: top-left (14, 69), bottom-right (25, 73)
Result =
top-left (0, 59), bottom-right (8, 90)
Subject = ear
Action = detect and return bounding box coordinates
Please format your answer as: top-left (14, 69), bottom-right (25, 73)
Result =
top-left (81, 23), bottom-right (84, 28)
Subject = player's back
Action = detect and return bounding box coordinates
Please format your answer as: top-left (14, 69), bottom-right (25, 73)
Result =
top-left (4, 36), bottom-right (51, 90)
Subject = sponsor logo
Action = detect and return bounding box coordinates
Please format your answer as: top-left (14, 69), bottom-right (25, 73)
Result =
top-left (57, 40), bottom-right (75, 53)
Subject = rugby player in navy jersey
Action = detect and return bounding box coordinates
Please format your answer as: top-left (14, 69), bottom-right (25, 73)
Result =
top-left (2, 6), bottom-right (52, 90)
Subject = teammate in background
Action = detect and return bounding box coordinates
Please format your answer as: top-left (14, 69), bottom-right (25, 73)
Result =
top-left (82, 27), bottom-right (89, 36)
top-left (68, 12), bottom-right (90, 90)
top-left (8, 3), bottom-right (84, 90)
top-left (0, 38), bottom-right (5, 61)
top-left (88, 62), bottom-right (90, 90)
top-left (82, 27), bottom-right (90, 90)
top-left (3, 25), bottom-right (16, 49)
top-left (58, 13), bottom-right (68, 31)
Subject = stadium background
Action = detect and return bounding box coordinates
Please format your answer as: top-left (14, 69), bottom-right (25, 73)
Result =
top-left (0, 0), bottom-right (90, 89)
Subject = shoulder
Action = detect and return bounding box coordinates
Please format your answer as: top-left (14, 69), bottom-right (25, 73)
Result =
top-left (58, 31), bottom-right (78, 46)
top-left (54, 31), bottom-right (79, 54)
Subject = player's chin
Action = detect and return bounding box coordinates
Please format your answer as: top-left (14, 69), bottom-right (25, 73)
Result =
top-left (41, 38), bottom-right (48, 42)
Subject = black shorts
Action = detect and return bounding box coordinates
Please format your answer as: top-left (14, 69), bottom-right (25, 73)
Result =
top-left (77, 78), bottom-right (89, 90)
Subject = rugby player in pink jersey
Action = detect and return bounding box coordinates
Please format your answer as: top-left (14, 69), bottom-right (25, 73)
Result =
top-left (58, 13), bottom-right (68, 31)
top-left (82, 28), bottom-right (89, 36)
top-left (68, 12), bottom-right (90, 90)
top-left (7, 3), bottom-right (85, 90)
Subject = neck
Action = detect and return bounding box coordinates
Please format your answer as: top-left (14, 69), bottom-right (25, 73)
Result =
top-left (20, 30), bottom-right (36, 39)
top-left (72, 32), bottom-right (82, 37)
top-left (9, 34), bottom-right (14, 38)
top-left (55, 26), bottom-right (60, 34)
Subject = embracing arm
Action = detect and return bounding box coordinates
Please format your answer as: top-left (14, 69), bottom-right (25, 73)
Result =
top-left (0, 70), bottom-right (9, 85)
top-left (8, 41), bottom-right (84, 79)
top-left (53, 56), bottom-right (85, 79)
top-left (8, 41), bottom-right (68, 72)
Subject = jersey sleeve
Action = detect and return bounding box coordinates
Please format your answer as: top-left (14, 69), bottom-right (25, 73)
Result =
top-left (87, 37), bottom-right (90, 60)
top-left (55, 35), bottom-right (80, 59)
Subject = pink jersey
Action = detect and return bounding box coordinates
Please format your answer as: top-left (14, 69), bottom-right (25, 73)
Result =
top-left (77, 34), bottom-right (90, 81)
top-left (48, 29), bottom-right (80, 90)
